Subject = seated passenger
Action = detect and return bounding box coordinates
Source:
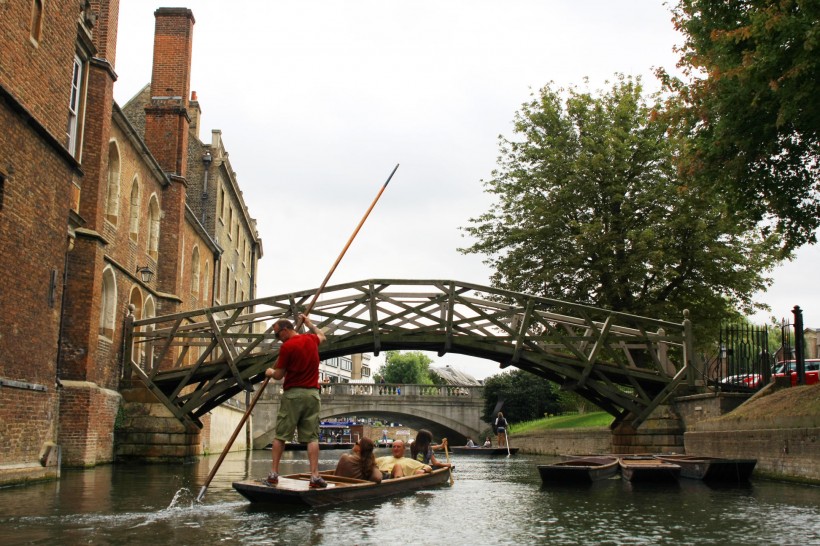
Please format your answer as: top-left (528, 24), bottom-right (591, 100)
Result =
top-left (465, 437), bottom-right (476, 447)
top-left (376, 440), bottom-right (431, 478)
top-left (335, 437), bottom-right (382, 482)
top-left (483, 437), bottom-right (492, 448)
top-left (410, 429), bottom-right (452, 469)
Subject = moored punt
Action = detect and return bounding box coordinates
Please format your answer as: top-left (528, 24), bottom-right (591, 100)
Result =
top-left (232, 467), bottom-right (451, 507)
top-left (619, 456), bottom-right (680, 483)
top-left (449, 446), bottom-right (519, 456)
top-left (653, 455), bottom-right (756, 482)
top-left (538, 456), bottom-right (619, 484)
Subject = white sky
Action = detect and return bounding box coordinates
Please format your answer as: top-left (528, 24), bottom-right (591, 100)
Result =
top-left (113, 1), bottom-right (820, 379)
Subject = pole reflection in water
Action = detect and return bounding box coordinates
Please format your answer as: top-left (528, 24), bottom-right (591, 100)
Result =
top-left (1, 450), bottom-right (819, 545)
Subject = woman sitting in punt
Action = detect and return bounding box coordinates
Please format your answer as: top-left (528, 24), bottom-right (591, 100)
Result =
top-left (411, 429), bottom-right (452, 469)
top-left (335, 437), bottom-right (382, 482)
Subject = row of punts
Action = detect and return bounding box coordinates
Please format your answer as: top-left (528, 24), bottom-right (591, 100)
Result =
top-left (232, 449), bottom-right (756, 508)
top-left (537, 454), bottom-right (757, 485)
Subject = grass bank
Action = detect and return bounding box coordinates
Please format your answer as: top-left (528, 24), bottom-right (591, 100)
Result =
top-left (510, 412), bottom-right (613, 434)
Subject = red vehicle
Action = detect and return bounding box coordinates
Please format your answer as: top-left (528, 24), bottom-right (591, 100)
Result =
top-left (773, 359), bottom-right (820, 386)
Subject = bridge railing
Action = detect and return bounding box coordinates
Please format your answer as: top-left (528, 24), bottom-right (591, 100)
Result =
top-left (316, 383), bottom-right (484, 399)
top-left (123, 279), bottom-right (696, 428)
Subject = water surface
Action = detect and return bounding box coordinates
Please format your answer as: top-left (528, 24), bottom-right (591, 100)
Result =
top-left (1, 450), bottom-right (818, 545)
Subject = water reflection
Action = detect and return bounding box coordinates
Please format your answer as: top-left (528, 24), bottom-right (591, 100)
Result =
top-left (1, 450), bottom-right (819, 545)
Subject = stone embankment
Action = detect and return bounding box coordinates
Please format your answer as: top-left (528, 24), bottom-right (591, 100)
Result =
top-left (514, 384), bottom-right (819, 484)
top-left (684, 383), bottom-right (819, 484)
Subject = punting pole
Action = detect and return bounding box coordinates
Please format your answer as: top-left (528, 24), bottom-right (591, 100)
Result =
top-left (195, 164), bottom-right (399, 502)
top-left (443, 439), bottom-right (454, 485)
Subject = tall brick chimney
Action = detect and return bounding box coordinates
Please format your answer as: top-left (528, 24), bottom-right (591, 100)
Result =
top-left (143, 8), bottom-right (195, 177)
top-left (143, 8), bottom-right (195, 301)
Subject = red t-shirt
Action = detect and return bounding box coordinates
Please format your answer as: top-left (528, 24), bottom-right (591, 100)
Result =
top-left (275, 333), bottom-right (321, 390)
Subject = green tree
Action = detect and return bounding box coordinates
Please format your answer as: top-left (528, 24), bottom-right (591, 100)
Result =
top-left (662, 0), bottom-right (820, 251)
top-left (460, 76), bottom-right (782, 344)
top-left (377, 351), bottom-right (436, 384)
top-left (481, 370), bottom-right (567, 424)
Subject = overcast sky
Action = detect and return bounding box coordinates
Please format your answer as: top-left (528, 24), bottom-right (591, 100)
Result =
top-left (113, 1), bottom-right (820, 379)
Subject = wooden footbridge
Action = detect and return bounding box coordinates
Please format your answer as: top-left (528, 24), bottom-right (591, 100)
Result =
top-left (124, 279), bottom-right (701, 431)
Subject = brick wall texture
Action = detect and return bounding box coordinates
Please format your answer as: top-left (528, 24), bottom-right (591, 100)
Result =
top-left (1, 3), bottom-right (261, 483)
top-left (0, 0), bottom-right (83, 483)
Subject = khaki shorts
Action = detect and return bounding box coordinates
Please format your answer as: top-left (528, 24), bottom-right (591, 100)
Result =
top-left (274, 388), bottom-right (321, 443)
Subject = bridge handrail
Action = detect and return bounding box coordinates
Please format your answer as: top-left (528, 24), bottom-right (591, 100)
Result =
top-left (315, 383), bottom-right (483, 398)
top-left (123, 279), bottom-right (694, 430)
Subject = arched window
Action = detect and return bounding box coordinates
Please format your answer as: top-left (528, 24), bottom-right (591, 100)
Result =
top-left (147, 195), bottom-right (160, 259)
top-left (191, 246), bottom-right (200, 295)
top-left (99, 266), bottom-right (117, 339)
top-left (129, 176), bottom-right (141, 241)
top-left (105, 141), bottom-right (121, 224)
top-left (30, 0), bottom-right (43, 43)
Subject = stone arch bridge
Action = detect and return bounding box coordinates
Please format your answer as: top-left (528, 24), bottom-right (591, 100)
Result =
top-left (252, 383), bottom-right (486, 449)
top-left (124, 279), bottom-right (702, 438)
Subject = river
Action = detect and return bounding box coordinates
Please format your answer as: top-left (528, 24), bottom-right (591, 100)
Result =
top-left (1, 449), bottom-right (819, 545)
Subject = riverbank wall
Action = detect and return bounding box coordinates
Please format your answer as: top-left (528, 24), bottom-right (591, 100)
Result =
top-left (515, 384), bottom-right (820, 484)
top-left (679, 384), bottom-right (820, 484)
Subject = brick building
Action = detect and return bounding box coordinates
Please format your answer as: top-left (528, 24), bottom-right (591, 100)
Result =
top-left (1, 4), bottom-right (261, 485)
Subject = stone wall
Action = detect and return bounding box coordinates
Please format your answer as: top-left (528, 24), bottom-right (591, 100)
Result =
top-left (682, 385), bottom-right (820, 484)
top-left (673, 392), bottom-right (750, 429)
top-left (59, 381), bottom-right (121, 467)
top-left (115, 386), bottom-right (200, 463)
top-left (206, 404), bottom-right (249, 455)
top-left (611, 405), bottom-right (684, 454)
top-left (685, 427), bottom-right (819, 484)
top-left (514, 428), bottom-right (612, 455)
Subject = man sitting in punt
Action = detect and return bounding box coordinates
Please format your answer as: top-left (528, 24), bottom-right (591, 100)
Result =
top-left (376, 440), bottom-right (432, 478)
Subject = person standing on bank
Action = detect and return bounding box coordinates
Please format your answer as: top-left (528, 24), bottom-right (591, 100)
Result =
top-left (264, 314), bottom-right (327, 488)
top-left (494, 412), bottom-right (509, 448)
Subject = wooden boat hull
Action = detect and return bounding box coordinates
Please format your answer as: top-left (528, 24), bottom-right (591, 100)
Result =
top-left (619, 457), bottom-right (680, 483)
top-left (233, 468), bottom-right (451, 507)
top-left (449, 447), bottom-right (519, 456)
top-left (538, 457), bottom-right (619, 484)
top-left (654, 455), bottom-right (756, 482)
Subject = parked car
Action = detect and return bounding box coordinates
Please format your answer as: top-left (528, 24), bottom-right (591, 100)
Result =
top-left (773, 359), bottom-right (820, 386)
top-left (721, 373), bottom-right (764, 389)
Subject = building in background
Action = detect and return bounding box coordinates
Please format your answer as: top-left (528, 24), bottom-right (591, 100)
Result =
top-left (321, 353), bottom-right (372, 383)
top-left (0, 4), bottom-right (261, 485)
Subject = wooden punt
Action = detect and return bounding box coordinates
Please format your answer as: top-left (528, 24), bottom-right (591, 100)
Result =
top-left (619, 456), bottom-right (681, 483)
top-left (449, 446), bottom-right (519, 456)
top-left (653, 455), bottom-right (756, 482)
top-left (232, 467), bottom-right (451, 507)
top-left (538, 456), bottom-right (619, 484)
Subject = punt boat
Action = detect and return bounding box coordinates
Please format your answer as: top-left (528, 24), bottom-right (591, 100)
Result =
top-left (538, 456), bottom-right (619, 484)
top-left (619, 456), bottom-right (681, 483)
top-left (653, 455), bottom-right (756, 482)
top-left (232, 467), bottom-right (451, 507)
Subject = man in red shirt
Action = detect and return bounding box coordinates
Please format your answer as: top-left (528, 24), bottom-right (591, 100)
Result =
top-left (264, 314), bottom-right (327, 488)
